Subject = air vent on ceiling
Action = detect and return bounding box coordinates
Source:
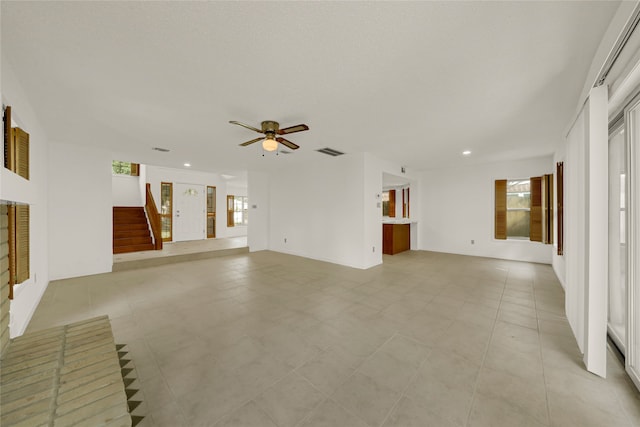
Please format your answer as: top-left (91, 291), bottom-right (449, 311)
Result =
top-left (316, 147), bottom-right (344, 157)
top-left (152, 147), bottom-right (170, 152)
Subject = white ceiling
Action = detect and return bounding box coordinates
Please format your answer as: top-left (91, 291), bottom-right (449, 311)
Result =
top-left (1, 1), bottom-right (620, 175)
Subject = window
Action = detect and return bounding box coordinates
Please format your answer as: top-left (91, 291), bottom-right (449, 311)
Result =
top-left (402, 188), bottom-right (410, 218)
top-left (226, 195), bottom-right (248, 227)
top-left (207, 186), bottom-right (216, 238)
top-left (506, 179), bottom-right (531, 238)
top-left (495, 176), bottom-right (552, 242)
top-left (112, 160), bottom-right (139, 176)
top-left (234, 196), bottom-right (248, 226)
top-left (382, 191), bottom-right (390, 216)
top-left (160, 182), bottom-right (172, 241)
top-left (382, 190), bottom-right (396, 217)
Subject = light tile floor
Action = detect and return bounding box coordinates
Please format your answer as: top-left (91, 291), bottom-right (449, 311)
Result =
top-left (113, 236), bottom-right (248, 263)
top-left (27, 250), bottom-right (640, 427)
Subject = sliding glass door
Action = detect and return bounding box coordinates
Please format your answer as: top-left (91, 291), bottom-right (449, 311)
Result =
top-left (608, 124), bottom-right (627, 353)
top-left (624, 96), bottom-right (640, 389)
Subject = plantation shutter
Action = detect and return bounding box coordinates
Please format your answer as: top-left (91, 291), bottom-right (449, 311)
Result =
top-left (530, 176), bottom-right (543, 242)
top-left (13, 128), bottom-right (29, 180)
top-left (542, 174), bottom-right (553, 244)
top-left (494, 180), bottom-right (507, 239)
top-left (130, 163), bottom-right (140, 176)
top-left (7, 204), bottom-right (29, 298)
top-left (15, 205), bottom-right (29, 284)
top-left (3, 106), bottom-right (11, 170)
top-left (227, 195), bottom-right (234, 227)
top-left (7, 206), bottom-right (16, 299)
top-left (557, 162), bottom-right (564, 255)
top-left (388, 190), bottom-right (396, 218)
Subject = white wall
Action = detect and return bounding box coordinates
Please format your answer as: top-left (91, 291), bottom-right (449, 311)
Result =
top-left (112, 174), bottom-right (143, 206)
top-left (364, 155), bottom-right (384, 268)
top-left (268, 154), bottom-right (367, 269)
top-left (48, 142), bottom-right (113, 281)
top-left (247, 171), bottom-right (269, 252)
top-left (419, 156), bottom-right (554, 264)
top-left (145, 165), bottom-right (246, 240)
top-left (1, 62), bottom-right (50, 337)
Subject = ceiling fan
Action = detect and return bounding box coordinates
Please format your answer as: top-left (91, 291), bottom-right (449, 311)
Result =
top-left (230, 120), bottom-right (309, 151)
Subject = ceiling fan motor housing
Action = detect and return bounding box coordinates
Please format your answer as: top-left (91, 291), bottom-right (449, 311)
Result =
top-left (261, 121), bottom-right (279, 133)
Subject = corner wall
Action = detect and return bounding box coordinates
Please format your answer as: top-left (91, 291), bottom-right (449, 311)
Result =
top-left (48, 142), bottom-right (113, 281)
top-left (419, 156), bottom-right (554, 264)
top-left (1, 62), bottom-right (51, 337)
top-left (268, 154), bottom-right (367, 269)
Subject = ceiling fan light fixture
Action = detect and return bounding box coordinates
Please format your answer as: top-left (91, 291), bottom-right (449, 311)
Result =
top-left (262, 136), bottom-right (278, 152)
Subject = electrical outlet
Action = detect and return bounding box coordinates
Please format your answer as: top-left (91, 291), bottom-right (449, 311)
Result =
top-left (471, 240), bottom-right (475, 244)
top-left (372, 246), bottom-right (375, 252)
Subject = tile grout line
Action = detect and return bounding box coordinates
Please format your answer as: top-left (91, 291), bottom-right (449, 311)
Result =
top-left (306, 331), bottom-right (399, 427)
top-left (462, 268), bottom-right (509, 427)
top-left (534, 274), bottom-right (554, 427)
top-left (377, 344), bottom-right (433, 427)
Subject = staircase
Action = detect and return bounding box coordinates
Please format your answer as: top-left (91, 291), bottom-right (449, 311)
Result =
top-left (113, 207), bottom-right (154, 254)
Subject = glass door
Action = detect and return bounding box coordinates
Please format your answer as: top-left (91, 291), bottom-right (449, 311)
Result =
top-left (608, 124), bottom-right (627, 353)
top-left (160, 182), bottom-right (173, 242)
top-left (625, 96), bottom-right (640, 390)
top-left (207, 186), bottom-right (216, 238)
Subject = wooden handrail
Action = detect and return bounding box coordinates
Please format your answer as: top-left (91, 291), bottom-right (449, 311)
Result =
top-left (145, 183), bottom-right (163, 250)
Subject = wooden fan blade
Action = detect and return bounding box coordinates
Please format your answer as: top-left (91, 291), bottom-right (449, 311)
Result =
top-left (276, 137), bottom-right (299, 150)
top-left (239, 137), bottom-right (264, 147)
top-left (276, 124), bottom-right (309, 135)
top-left (229, 121), bottom-right (263, 134)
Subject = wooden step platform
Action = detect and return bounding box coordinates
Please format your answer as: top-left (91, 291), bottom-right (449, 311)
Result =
top-left (0, 316), bottom-right (139, 427)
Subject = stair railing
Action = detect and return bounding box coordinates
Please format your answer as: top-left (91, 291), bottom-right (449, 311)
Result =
top-left (145, 183), bottom-right (163, 250)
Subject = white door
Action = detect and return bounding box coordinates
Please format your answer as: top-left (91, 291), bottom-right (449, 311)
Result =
top-left (173, 183), bottom-right (206, 242)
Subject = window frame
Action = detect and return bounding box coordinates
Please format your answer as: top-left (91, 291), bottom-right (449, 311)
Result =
top-left (112, 160), bottom-right (140, 176)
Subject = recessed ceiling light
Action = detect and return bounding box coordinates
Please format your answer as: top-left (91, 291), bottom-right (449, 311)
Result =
top-left (462, 150), bottom-right (472, 156)
top-left (184, 163), bottom-right (191, 167)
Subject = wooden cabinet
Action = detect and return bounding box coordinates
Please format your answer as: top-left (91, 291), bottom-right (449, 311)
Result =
top-left (383, 223), bottom-right (410, 255)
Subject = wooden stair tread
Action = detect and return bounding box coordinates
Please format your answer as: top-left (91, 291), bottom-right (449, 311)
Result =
top-left (112, 207), bottom-right (155, 254)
